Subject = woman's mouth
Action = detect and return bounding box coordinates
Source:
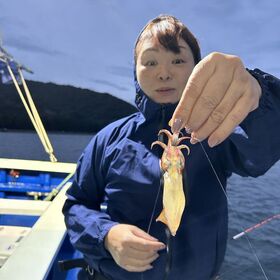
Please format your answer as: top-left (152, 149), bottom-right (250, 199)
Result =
top-left (155, 87), bottom-right (176, 93)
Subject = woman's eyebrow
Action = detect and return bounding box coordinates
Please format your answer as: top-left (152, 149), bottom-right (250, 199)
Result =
top-left (142, 45), bottom-right (187, 55)
top-left (142, 47), bottom-right (159, 55)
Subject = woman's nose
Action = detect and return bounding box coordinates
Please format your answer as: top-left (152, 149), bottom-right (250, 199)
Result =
top-left (158, 66), bottom-right (172, 81)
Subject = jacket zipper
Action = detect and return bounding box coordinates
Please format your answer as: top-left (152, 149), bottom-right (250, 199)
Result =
top-left (158, 104), bottom-right (166, 143)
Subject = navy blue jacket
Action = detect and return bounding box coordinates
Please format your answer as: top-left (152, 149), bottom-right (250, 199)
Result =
top-left (63, 69), bottom-right (280, 280)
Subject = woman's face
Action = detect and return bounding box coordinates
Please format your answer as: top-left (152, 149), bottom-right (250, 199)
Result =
top-left (136, 37), bottom-right (195, 104)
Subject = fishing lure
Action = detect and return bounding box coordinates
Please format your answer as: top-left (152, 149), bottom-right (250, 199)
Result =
top-left (151, 129), bottom-right (190, 236)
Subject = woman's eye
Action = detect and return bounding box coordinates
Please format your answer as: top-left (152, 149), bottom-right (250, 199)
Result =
top-left (173, 58), bottom-right (185, 64)
top-left (145, 60), bottom-right (157, 66)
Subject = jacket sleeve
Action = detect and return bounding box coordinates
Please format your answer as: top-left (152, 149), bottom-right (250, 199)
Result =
top-left (62, 134), bottom-right (118, 270)
top-left (219, 69), bottom-right (280, 177)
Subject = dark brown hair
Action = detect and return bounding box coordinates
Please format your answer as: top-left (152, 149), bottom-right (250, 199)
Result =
top-left (134, 15), bottom-right (201, 65)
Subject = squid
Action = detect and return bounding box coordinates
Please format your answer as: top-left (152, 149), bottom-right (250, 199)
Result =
top-left (151, 129), bottom-right (190, 236)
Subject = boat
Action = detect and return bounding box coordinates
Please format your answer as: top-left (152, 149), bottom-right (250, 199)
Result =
top-left (0, 44), bottom-right (81, 280)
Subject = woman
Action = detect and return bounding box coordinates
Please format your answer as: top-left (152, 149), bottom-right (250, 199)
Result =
top-left (63, 15), bottom-right (280, 280)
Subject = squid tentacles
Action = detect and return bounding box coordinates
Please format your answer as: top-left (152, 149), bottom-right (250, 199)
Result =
top-left (152, 129), bottom-right (190, 236)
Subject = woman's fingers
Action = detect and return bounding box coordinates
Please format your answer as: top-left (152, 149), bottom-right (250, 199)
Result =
top-left (119, 243), bottom-right (160, 271)
top-left (128, 236), bottom-right (165, 252)
top-left (190, 76), bottom-right (245, 144)
top-left (186, 68), bottom-right (234, 132)
top-left (105, 224), bottom-right (164, 272)
top-left (206, 90), bottom-right (256, 147)
top-left (171, 52), bottom-right (262, 147)
top-left (119, 253), bottom-right (159, 272)
top-left (126, 247), bottom-right (158, 260)
top-left (171, 53), bottom-right (216, 132)
top-left (123, 264), bottom-right (153, 273)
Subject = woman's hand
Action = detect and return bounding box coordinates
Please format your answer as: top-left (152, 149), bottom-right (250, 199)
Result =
top-left (171, 52), bottom-right (262, 147)
top-left (104, 224), bottom-right (165, 272)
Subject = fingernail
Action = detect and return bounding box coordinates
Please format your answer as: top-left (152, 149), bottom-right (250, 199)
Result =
top-left (168, 119), bottom-right (173, 127)
top-left (208, 138), bottom-right (219, 148)
top-left (171, 118), bottom-right (183, 134)
top-left (149, 236), bottom-right (158, 241)
top-left (185, 126), bottom-right (192, 134)
top-left (190, 133), bottom-right (200, 144)
top-left (190, 138), bottom-right (198, 144)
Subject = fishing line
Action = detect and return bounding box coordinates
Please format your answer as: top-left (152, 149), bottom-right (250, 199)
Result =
top-left (141, 169), bottom-right (171, 280)
top-left (146, 174), bottom-right (163, 234)
top-left (199, 141), bottom-right (269, 280)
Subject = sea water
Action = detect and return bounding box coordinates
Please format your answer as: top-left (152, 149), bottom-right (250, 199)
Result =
top-left (221, 162), bottom-right (280, 280)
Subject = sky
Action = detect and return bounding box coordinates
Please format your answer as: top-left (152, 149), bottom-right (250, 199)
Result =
top-left (1, 0), bottom-right (279, 104)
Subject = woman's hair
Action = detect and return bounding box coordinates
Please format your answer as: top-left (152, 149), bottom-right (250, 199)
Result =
top-left (134, 14), bottom-right (201, 65)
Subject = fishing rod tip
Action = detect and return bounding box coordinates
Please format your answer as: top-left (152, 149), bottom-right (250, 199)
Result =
top-left (233, 232), bottom-right (245, 240)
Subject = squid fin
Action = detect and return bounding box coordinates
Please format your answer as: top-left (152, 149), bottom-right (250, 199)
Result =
top-left (156, 209), bottom-right (168, 225)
